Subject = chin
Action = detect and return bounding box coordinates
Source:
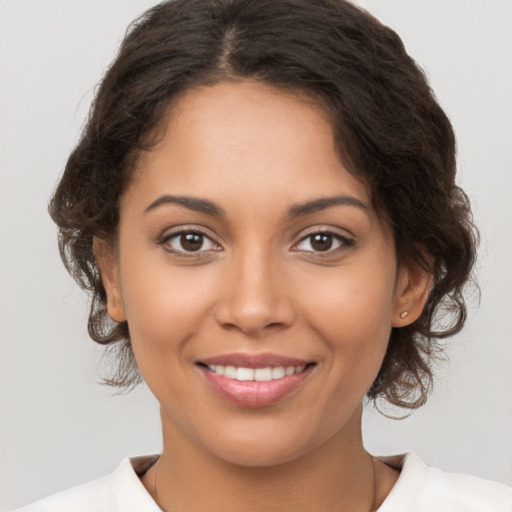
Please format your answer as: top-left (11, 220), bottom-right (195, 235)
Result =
top-left (197, 420), bottom-right (322, 468)
top-left (210, 442), bottom-right (308, 468)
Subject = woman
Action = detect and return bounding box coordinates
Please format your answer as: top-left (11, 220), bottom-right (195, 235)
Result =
top-left (12, 0), bottom-right (512, 510)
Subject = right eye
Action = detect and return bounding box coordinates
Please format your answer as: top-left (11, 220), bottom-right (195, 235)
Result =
top-left (159, 229), bottom-right (220, 255)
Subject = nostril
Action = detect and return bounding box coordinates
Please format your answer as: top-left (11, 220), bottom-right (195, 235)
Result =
top-left (267, 322), bottom-right (286, 329)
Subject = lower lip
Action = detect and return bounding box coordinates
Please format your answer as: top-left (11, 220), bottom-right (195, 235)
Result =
top-left (198, 365), bottom-right (315, 408)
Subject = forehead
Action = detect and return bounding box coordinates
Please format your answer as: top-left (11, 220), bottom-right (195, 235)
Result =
top-left (126, 80), bottom-right (371, 217)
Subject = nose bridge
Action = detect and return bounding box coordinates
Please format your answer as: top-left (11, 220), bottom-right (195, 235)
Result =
top-left (215, 240), bottom-right (294, 335)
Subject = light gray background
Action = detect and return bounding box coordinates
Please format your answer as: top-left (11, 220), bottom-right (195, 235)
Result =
top-left (1, 0), bottom-right (511, 509)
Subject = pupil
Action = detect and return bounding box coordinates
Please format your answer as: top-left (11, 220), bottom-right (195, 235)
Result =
top-left (311, 233), bottom-right (332, 251)
top-left (181, 232), bottom-right (203, 251)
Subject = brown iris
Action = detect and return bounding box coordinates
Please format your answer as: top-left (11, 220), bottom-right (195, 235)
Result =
top-left (180, 232), bottom-right (204, 251)
top-left (310, 233), bottom-right (334, 251)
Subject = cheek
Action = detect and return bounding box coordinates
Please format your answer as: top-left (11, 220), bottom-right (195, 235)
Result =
top-left (323, 280), bottom-right (394, 342)
top-left (296, 260), bottom-right (395, 376)
top-left (119, 264), bottom-right (224, 416)
top-left (294, 270), bottom-right (394, 435)
top-left (118, 253), bottom-right (219, 366)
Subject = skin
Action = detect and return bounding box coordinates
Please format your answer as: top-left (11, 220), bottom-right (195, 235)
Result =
top-left (96, 80), bottom-right (431, 512)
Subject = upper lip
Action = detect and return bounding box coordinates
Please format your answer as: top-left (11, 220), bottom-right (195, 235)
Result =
top-left (197, 353), bottom-right (314, 369)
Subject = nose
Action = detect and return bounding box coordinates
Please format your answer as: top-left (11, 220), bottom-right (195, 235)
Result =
top-left (214, 245), bottom-right (296, 337)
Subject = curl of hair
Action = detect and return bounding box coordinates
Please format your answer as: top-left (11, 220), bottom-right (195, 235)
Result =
top-left (49, 0), bottom-right (478, 410)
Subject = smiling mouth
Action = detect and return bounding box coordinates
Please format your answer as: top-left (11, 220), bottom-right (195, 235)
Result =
top-left (197, 362), bottom-right (315, 382)
top-left (196, 360), bottom-right (317, 408)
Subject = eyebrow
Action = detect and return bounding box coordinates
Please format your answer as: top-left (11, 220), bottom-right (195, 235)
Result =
top-left (287, 194), bottom-right (369, 218)
top-left (144, 195), bottom-right (226, 216)
top-left (144, 193), bottom-right (368, 218)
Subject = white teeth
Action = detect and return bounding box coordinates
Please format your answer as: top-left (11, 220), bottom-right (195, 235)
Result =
top-left (236, 367), bottom-right (254, 381)
top-left (224, 366), bottom-right (237, 379)
top-left (206, 364), bottom-right (309, 381)
top-left (254, 368), bottom-right (272, 381)
top-left (271, 367), bottom-right (285, 379)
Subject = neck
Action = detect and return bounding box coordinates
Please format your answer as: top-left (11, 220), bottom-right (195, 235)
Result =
top-left (142, 405), bottom-right (390, 512)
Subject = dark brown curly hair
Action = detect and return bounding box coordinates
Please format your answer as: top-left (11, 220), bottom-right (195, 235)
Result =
top-left (49, 0), bottom-right (478, 411)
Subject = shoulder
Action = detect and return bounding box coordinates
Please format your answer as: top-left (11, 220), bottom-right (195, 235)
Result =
top-left (11, 455), bottom-right (160, 512)
top-left (11, 473), bottom-right (117, 512)
top-left (378, 452), bottom-right (512, 512)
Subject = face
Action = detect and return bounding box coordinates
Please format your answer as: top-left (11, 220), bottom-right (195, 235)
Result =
top-left (98, 80), bottom-right (424, 466)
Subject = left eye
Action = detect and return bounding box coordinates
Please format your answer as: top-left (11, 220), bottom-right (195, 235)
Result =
top-left (163, 231), bottom-right (219, 253)
top-left (294, 232), bottom-right (348, 253)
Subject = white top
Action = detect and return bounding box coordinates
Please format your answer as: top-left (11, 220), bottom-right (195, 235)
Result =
top-left (12, 452), bottom-right (512, 511)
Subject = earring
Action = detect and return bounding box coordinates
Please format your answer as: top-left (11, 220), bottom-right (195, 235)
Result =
top-left (400, 311), bottom-right (408, 319)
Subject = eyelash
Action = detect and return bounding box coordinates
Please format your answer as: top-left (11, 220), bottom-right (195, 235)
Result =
top-left (158, 228), bottom-right (221, 258)
top-left (157, 228), bottom-right (354, 258)
top-left (293, 230), bottom-right (354, 256)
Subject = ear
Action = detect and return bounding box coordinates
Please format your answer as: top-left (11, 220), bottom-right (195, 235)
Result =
top-left (392, 259), bottom-right (433, 327)
top-left (93, 237), bottom-right (127, 323)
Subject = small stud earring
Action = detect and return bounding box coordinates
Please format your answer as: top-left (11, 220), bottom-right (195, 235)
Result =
top-left (400, 311), bottom-right (408, 319)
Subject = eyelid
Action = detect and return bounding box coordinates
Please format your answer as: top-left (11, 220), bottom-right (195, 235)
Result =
top-left (291, 228), bottom-right (355, 255)
top-left (157, 225), bottom-right (222, 255)
top-left (156, 224), bottom-right (354, 257)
